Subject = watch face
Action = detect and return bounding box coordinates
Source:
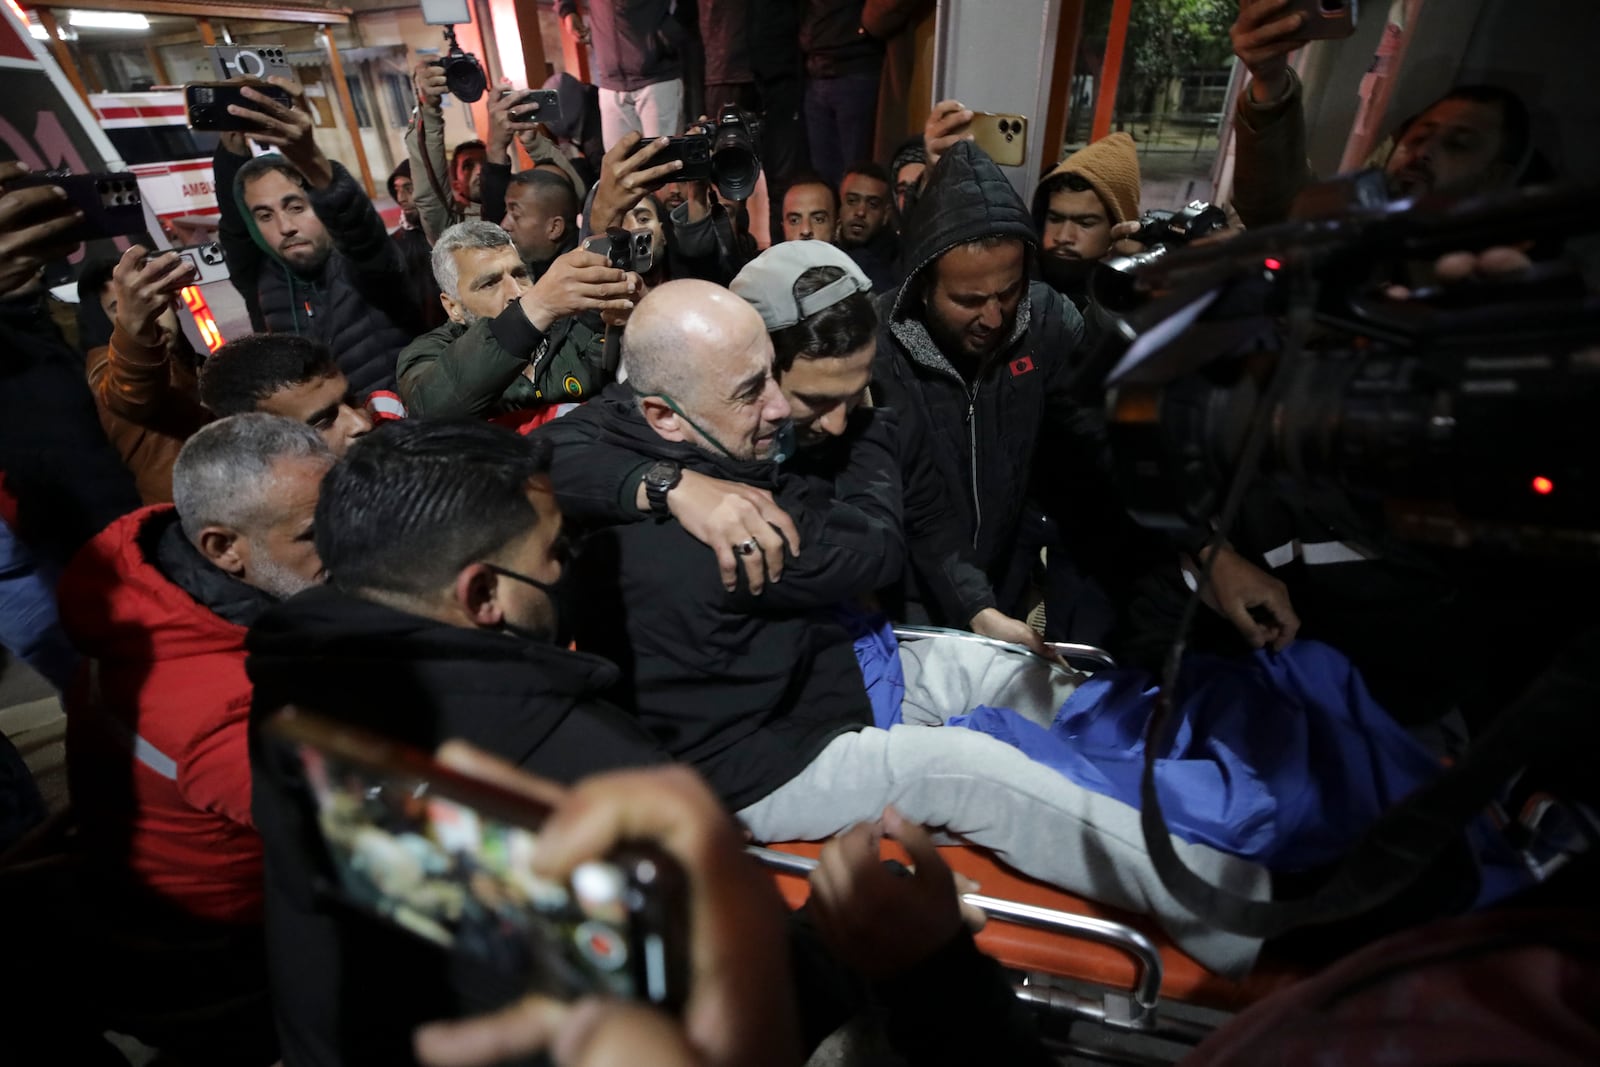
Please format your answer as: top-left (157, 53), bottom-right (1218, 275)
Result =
top-left (647, 461), bottom-right (679, 489)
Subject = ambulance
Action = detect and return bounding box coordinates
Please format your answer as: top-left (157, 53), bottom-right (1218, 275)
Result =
top-left (89, 90), bottom-right (224, 246)
top-left (1, 2), bottom-right (227, 354)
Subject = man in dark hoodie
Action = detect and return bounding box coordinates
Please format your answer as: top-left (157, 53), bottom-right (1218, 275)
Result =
top-left (246, 419), bottom-right (668, 1067)
top-left (877, 138), bottom-right (1300, 653)
top-left (214, 79), bottom-right (423, 397)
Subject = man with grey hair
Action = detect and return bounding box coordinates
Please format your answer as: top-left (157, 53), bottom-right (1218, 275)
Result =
top-left (55, 412), bottom-right (334, 1065)
top-left (395, 218), bottom-right (639, 420)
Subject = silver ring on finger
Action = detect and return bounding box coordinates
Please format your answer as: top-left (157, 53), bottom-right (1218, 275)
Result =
top-left (734, 537), bottom-right (760, 557)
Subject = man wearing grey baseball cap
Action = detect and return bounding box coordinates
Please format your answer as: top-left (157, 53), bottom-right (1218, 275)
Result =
top-left (732, 241), bottom-right (1045, 652)
top-left (534, 268), bottom-right (1271, 976)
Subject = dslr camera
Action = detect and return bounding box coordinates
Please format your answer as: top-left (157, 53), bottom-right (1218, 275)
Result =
top-left (432, 27), bottom-right (487, 103)
top-left (1094, 200), bottom-right (1229, 310)
top-left (708, 104), bottom-right (762, 202)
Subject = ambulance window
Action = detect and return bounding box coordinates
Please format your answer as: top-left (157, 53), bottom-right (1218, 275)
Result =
top-left (108, 126), bottom-right (219, 167)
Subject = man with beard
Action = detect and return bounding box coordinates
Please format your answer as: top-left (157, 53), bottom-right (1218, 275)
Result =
top-left (396, 220), bottom-right (637, 419)
top-left (1230, 0), bottom-right (1539, 228)
top-left (57, 414), bottom-right (333, 1065)
top-left (877, 139), bottom-right (1298, 651)
top-left (214, 78), bottom-right (422, 396)
top-left (1032, 133), bottom-right (1142, 313)
top-left (244, 420), bottom-right (668, 1067)
top-left (782, 173), bottom-right (839, 243)
top-left (836, 161), bottom-right (901, 293)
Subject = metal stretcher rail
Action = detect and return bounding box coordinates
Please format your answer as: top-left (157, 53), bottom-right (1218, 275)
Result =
top-left (748, 845), bottom-right (1164, 1031)
top-left (891, 624), bottom-right (1118, 671)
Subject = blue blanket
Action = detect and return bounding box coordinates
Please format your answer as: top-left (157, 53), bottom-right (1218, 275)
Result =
top-left (847, 614), bottom-right (1445, 870)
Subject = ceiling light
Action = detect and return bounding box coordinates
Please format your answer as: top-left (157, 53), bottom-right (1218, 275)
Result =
top-left (67, 10), bottom-right (149, 30)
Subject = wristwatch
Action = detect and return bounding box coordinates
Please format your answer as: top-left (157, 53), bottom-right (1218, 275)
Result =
top-left (642, 460), bottom-right (682, 516)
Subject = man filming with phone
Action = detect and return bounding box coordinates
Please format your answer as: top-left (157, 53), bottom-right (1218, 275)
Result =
top-left (1229, 0), bottom-right (1542, 228)
top-left (396, 219), bottom-right (639, 420)
top-left (213, 77), bottom-right (423, 396)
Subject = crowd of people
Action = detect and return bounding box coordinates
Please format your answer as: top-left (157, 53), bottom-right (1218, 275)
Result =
top-left (0, 0), bottom-right (1588, 1064)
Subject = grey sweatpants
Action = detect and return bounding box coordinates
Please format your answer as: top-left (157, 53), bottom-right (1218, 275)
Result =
top-left (737, 635), bottom-right (1270, 976)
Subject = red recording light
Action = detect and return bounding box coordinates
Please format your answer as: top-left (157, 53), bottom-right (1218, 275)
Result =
top-left (1263, 257), bottom-right (1282, 271)
top-left (1531, 476), bottom-right (1555, 496)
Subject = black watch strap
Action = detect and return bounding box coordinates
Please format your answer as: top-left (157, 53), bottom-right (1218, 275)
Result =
top-left (643, 460), bottom-right (682, 516)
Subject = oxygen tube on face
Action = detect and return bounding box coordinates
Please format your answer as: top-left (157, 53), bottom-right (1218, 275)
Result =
top-left (653, 393), bottom-right (795, 465)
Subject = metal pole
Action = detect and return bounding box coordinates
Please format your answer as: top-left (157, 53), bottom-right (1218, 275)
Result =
top-left (34, 8), bottom-right (89, 105)
top-left (1090, 0), bottom-right (1132, 142)
top-left (321, 24), bottom-right (377, 198)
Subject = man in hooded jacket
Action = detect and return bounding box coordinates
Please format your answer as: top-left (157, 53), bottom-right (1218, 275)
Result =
top-left (876, 139), bottom-right (1300, 652)
top-left (214, 82), bottom-right (422, 396)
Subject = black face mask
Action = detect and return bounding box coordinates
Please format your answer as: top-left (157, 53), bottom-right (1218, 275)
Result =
top-left (482, 560), bottom-right (574, 646)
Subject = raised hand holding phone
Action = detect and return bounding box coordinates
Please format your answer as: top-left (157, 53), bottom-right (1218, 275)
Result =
top-left (415, 751), bottom-right (799, 1067)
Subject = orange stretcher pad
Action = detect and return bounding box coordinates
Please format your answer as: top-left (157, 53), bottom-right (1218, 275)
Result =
top-left (761, 840), bottom-right (1305, 1012)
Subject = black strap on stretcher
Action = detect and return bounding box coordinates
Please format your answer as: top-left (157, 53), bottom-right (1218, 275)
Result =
top-left (1137, 625), bottom-right (1600, 939)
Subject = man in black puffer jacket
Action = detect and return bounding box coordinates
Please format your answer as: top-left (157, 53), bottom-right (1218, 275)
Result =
top-left (877, 140), bottom-right (1300, 651)
top-left (214, 82), bottom-right (422, 396)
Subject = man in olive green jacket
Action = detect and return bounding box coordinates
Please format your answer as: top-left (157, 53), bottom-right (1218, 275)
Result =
top-left (396, 220), bottom-right (640, 419)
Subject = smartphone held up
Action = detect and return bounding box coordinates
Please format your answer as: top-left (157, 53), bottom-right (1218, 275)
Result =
top-left (185, 81), bottom-right (295, 133)
top-left (266, 710), bottom-right (689, 1010)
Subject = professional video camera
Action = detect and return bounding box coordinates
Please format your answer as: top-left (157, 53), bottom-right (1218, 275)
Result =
top-left (420, 0), bottom-right (486, 102)
top-left (1098, 179), bottom-right (1600, 557)
top-left (1094, 200), bottom-right (1229, 311)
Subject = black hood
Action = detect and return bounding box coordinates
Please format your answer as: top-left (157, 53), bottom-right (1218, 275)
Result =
top-left (247, 584), bottom-right (622, 764)
top-left (890, 140), bottom-right (1038, 322)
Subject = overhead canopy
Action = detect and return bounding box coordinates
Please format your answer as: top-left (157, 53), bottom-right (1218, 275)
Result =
top-left (25, 0), bottom-right (352, 24)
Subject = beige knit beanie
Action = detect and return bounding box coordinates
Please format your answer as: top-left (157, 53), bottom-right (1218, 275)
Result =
top-left (1049, 132), bottom-right (1142, 223)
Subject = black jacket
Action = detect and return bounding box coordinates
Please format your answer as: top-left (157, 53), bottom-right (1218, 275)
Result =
top-left (217, 148), bottom-right (422, 396)
top-left (393, 222), bottom-right (447, 333)
top-left (557, 0), bottom-right (686, 92)
top-left (874, 141), bottom-right (1097, 584)
top-left (537, 386), bottom-right (905, 809)
top-left (843, 227), bottom-right (902, 294)
top-left (0, 294), bottom-right (140, 566)
top-left (800, 0), bottom-right (884, 78)
top-left (246, 585), bottom-right (665, 1067)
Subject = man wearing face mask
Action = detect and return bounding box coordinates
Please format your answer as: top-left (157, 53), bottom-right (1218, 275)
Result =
top-left (245, 419), bottom-right (668, 1067)
top-left (396, 220), bottom-right (638, 420)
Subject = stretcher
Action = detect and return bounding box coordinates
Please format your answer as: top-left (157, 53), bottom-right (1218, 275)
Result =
top-left (752, 626), bottom-right (1309, 1046)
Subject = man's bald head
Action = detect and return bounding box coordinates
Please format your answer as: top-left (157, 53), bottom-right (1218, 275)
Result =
top-left (625, 280), bottom-right (792, 461)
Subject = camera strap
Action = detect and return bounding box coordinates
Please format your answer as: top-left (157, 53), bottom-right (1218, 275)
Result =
top-left (414, 98), bottom-right (456, 228)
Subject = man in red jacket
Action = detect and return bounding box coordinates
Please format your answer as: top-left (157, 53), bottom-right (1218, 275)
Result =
top-left (58, 412), bottom-right (333, 1066)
